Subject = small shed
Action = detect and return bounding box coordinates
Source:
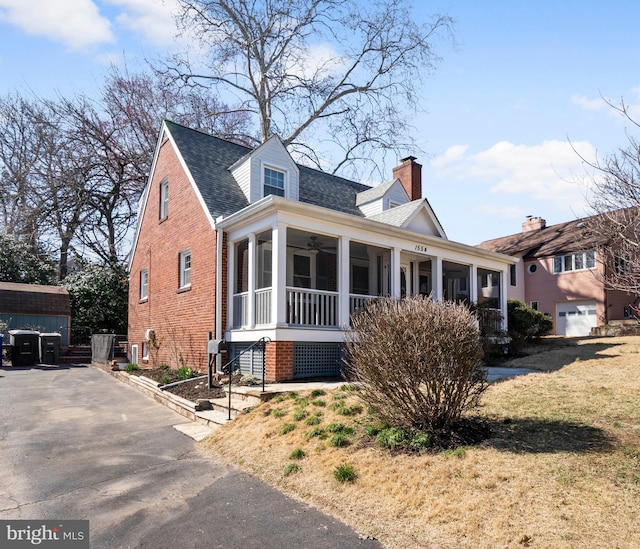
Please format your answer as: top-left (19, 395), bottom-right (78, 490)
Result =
top-left (0, 282), bottom-right (71, 347)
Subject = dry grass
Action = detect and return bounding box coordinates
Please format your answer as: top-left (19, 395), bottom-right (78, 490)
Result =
top-left (200, 336), bottom-right (640, 548)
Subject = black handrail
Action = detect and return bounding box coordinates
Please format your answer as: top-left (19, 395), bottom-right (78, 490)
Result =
top-left (219, 337), bottom-right (271, 420)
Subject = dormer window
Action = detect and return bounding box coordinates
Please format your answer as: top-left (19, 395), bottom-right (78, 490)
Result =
top-left (264, 167), bottom-right (285, 197)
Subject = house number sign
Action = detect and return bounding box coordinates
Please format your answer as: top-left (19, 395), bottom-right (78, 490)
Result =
top-left (414, 244), bottom-right (429, 253)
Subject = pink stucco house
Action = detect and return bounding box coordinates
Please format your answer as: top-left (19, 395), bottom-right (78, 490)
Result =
top-left (479, 215), bottom-right (635, 336)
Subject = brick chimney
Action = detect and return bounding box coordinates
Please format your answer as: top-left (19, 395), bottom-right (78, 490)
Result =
top-left (522, 216), bottom-right (546, 232)
top-left (392, 156), bottom-right (422, 201)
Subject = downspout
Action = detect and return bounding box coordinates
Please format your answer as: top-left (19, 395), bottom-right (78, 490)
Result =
top-left (215, 219), bottom-right (224, 373)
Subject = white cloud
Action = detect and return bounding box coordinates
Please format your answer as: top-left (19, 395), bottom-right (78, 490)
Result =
top-left (431, 144), bottom-right (468, 168)
top-left (0, 0), bottom-right (113, 50)
top-left (570, 94), bottom-right (606, 111)
top-left (432, 139), bottom-right (597, 209)
top-left (571, 86), bottom-right (640, 122)
top-left (108, 0), bottom-right (180, 46)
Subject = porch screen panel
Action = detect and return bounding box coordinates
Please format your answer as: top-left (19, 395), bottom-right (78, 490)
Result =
top-left (293, 343), bottom-right (343, 378)
top-left (235, 239), bottom-right (249, 292)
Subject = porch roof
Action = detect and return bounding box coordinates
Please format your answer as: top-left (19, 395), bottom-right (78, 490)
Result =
top-left (216, 195), bottom-right (517, 266)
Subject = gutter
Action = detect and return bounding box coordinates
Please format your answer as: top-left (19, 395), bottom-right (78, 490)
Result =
top-left (215, 217), bottom-right (224, 372)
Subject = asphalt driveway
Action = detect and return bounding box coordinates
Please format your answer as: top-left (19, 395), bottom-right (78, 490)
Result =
top-left (0, 364), bottom-right (380, 548)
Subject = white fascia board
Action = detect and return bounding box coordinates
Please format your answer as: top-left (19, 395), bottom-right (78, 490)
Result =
top-left (225, 326), bottom-right (348, 343)
top-left (216, 195), bottom-right (517, 266)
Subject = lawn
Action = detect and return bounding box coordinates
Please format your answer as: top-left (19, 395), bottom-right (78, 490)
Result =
top-left (201, 336), bottom-right (640, 548)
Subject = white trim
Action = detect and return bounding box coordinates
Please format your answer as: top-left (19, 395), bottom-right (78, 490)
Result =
top-left (179, 248), bottom-right (192, 289)
top-left (140, 268), bottom-right (148, 300)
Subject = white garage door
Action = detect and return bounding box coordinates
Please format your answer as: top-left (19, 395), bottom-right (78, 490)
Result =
top-left (556, 300), bottom-right (598, 337)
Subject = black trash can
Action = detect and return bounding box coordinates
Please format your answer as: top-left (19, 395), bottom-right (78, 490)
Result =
top-left (8, 330), bottom-right (40, 366)
top-left (40, 333), bottom-right (61, 365)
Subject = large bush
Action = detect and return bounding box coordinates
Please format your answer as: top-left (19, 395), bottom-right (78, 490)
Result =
top-left (61, 264), bottom-right (128, 335)
top-left (344, 296), bottom-right (486, 434)
top-left (507, 299), bottom-right (553, 353)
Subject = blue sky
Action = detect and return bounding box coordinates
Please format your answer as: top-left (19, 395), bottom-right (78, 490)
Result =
top-left (1, 0), bottom-right (639, 245)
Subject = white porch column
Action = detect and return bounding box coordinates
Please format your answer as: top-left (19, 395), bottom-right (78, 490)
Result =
top-left (501, 269), bottom-right (509, 330)
top-left (339, 236), bottom-right (351, 327)
top-left (247, 233), bottom-right (256, 329)
top-left (470, 264), bottom-right (478, 305)
top-left (391, 247), bottom-right (402, 298)
top-left (433, 256), bottom-right (443, 300)
top-left (272, 222), bottom-right (288, 326)
top-left (226, 239), bottom-right (236, 331)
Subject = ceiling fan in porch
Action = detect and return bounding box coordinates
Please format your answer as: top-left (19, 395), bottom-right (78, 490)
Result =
top-left (306, 236), bottom-right (336, 253)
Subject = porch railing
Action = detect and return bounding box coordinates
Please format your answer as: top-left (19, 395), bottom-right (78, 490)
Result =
top-left (255, 288), bottom-right (272, 325)
top-left (232, 292), bottom-right (249, 328)
top-left (349, 294), bottom-right (381, 315)
top-left (287, 288), bottom-right (338, 327)
top-left (233, 289), bottom-right (273, 328)
top-left (477, 307), bottom-right (503, 335)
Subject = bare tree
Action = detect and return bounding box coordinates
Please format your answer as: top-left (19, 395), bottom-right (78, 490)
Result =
top-left (580, 99), bottom-right (640, 296)
top-left (165, 0), bottom-right (452, 178)
top-left (0, 94), bottom-right (48, 245)
top-left (0, 68), bottom-right (253, 277)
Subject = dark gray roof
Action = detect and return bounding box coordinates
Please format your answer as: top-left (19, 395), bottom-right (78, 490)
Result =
top-left (165, 120), bottom-right (251, 219)
top-left (165, 120), bottom-right (371, 219)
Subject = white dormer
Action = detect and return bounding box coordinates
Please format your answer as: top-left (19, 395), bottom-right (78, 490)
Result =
top-left (356, 179), bottom-right (410, 217)
top-left (229, 136), bottom-right (300, 203)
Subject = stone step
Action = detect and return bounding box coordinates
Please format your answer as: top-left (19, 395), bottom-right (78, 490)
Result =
top-left (195, 408), bottom-right (232, 427)
top-left (209, 396), bottom-right (255, 419)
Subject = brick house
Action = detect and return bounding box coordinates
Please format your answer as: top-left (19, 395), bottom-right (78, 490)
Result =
top-left (478, 215), bottom-right (635, 336)
top-left (128, 121), bottom-right (515, 381)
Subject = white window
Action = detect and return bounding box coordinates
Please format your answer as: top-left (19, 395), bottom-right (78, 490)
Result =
top-left (264, 167), bottom-right (285, 197)
top-left (530, 301), bottom-right (539, 311)
top-left (160, 179), bottom-right (169, 219)
top-left (553, 251), bottom-right (596, 274)
top-left (140, 269), bottom-right (148, 300)
top-left (180, 249), bottom-right (191, 288)
top-left (510, 264), bottom-right (517, 286)
top-left (142, 342), bottom-right (149, 361)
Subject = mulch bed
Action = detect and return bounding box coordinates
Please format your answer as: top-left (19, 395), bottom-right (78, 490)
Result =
top-left (127, 367), bottom-right (226, 401)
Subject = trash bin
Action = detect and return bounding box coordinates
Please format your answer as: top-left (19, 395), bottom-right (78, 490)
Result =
top-left (40, 333), bottom-right (61, 365)
top-left (8, 330), bottom-right (40, 366)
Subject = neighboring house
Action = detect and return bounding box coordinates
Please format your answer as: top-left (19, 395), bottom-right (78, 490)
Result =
top-left (0, 282), bottom-right (71, 346)
top-left (128, 120), bottom-right (516, 382)
top-left (479, 215), bottom-right (635, 337)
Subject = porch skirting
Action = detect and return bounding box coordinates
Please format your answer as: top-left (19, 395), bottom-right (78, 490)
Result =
top-left (232, 340), bottom-right (344, 382)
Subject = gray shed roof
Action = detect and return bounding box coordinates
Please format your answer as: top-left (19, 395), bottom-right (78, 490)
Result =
top-left (368, 200), bottom-right (425, 227)
top-left (165, 120), bottom-right (371, 219)
top-left (355, 180), bottom-right (396, 206)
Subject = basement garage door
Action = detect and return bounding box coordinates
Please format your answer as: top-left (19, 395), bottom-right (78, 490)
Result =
top-left (556, 300), bottom-right (598, 337)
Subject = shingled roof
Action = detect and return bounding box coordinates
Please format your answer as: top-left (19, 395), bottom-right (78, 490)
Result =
top-left (478, 216), bottom-right (603, 258)
top-left (165, 120), bottom-right (371, 219)
top-left (0, 282), bottom-right (70, 316)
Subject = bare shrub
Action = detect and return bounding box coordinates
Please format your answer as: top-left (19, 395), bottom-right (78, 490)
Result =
top-left (344, 296), bottom-right (486, 434)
